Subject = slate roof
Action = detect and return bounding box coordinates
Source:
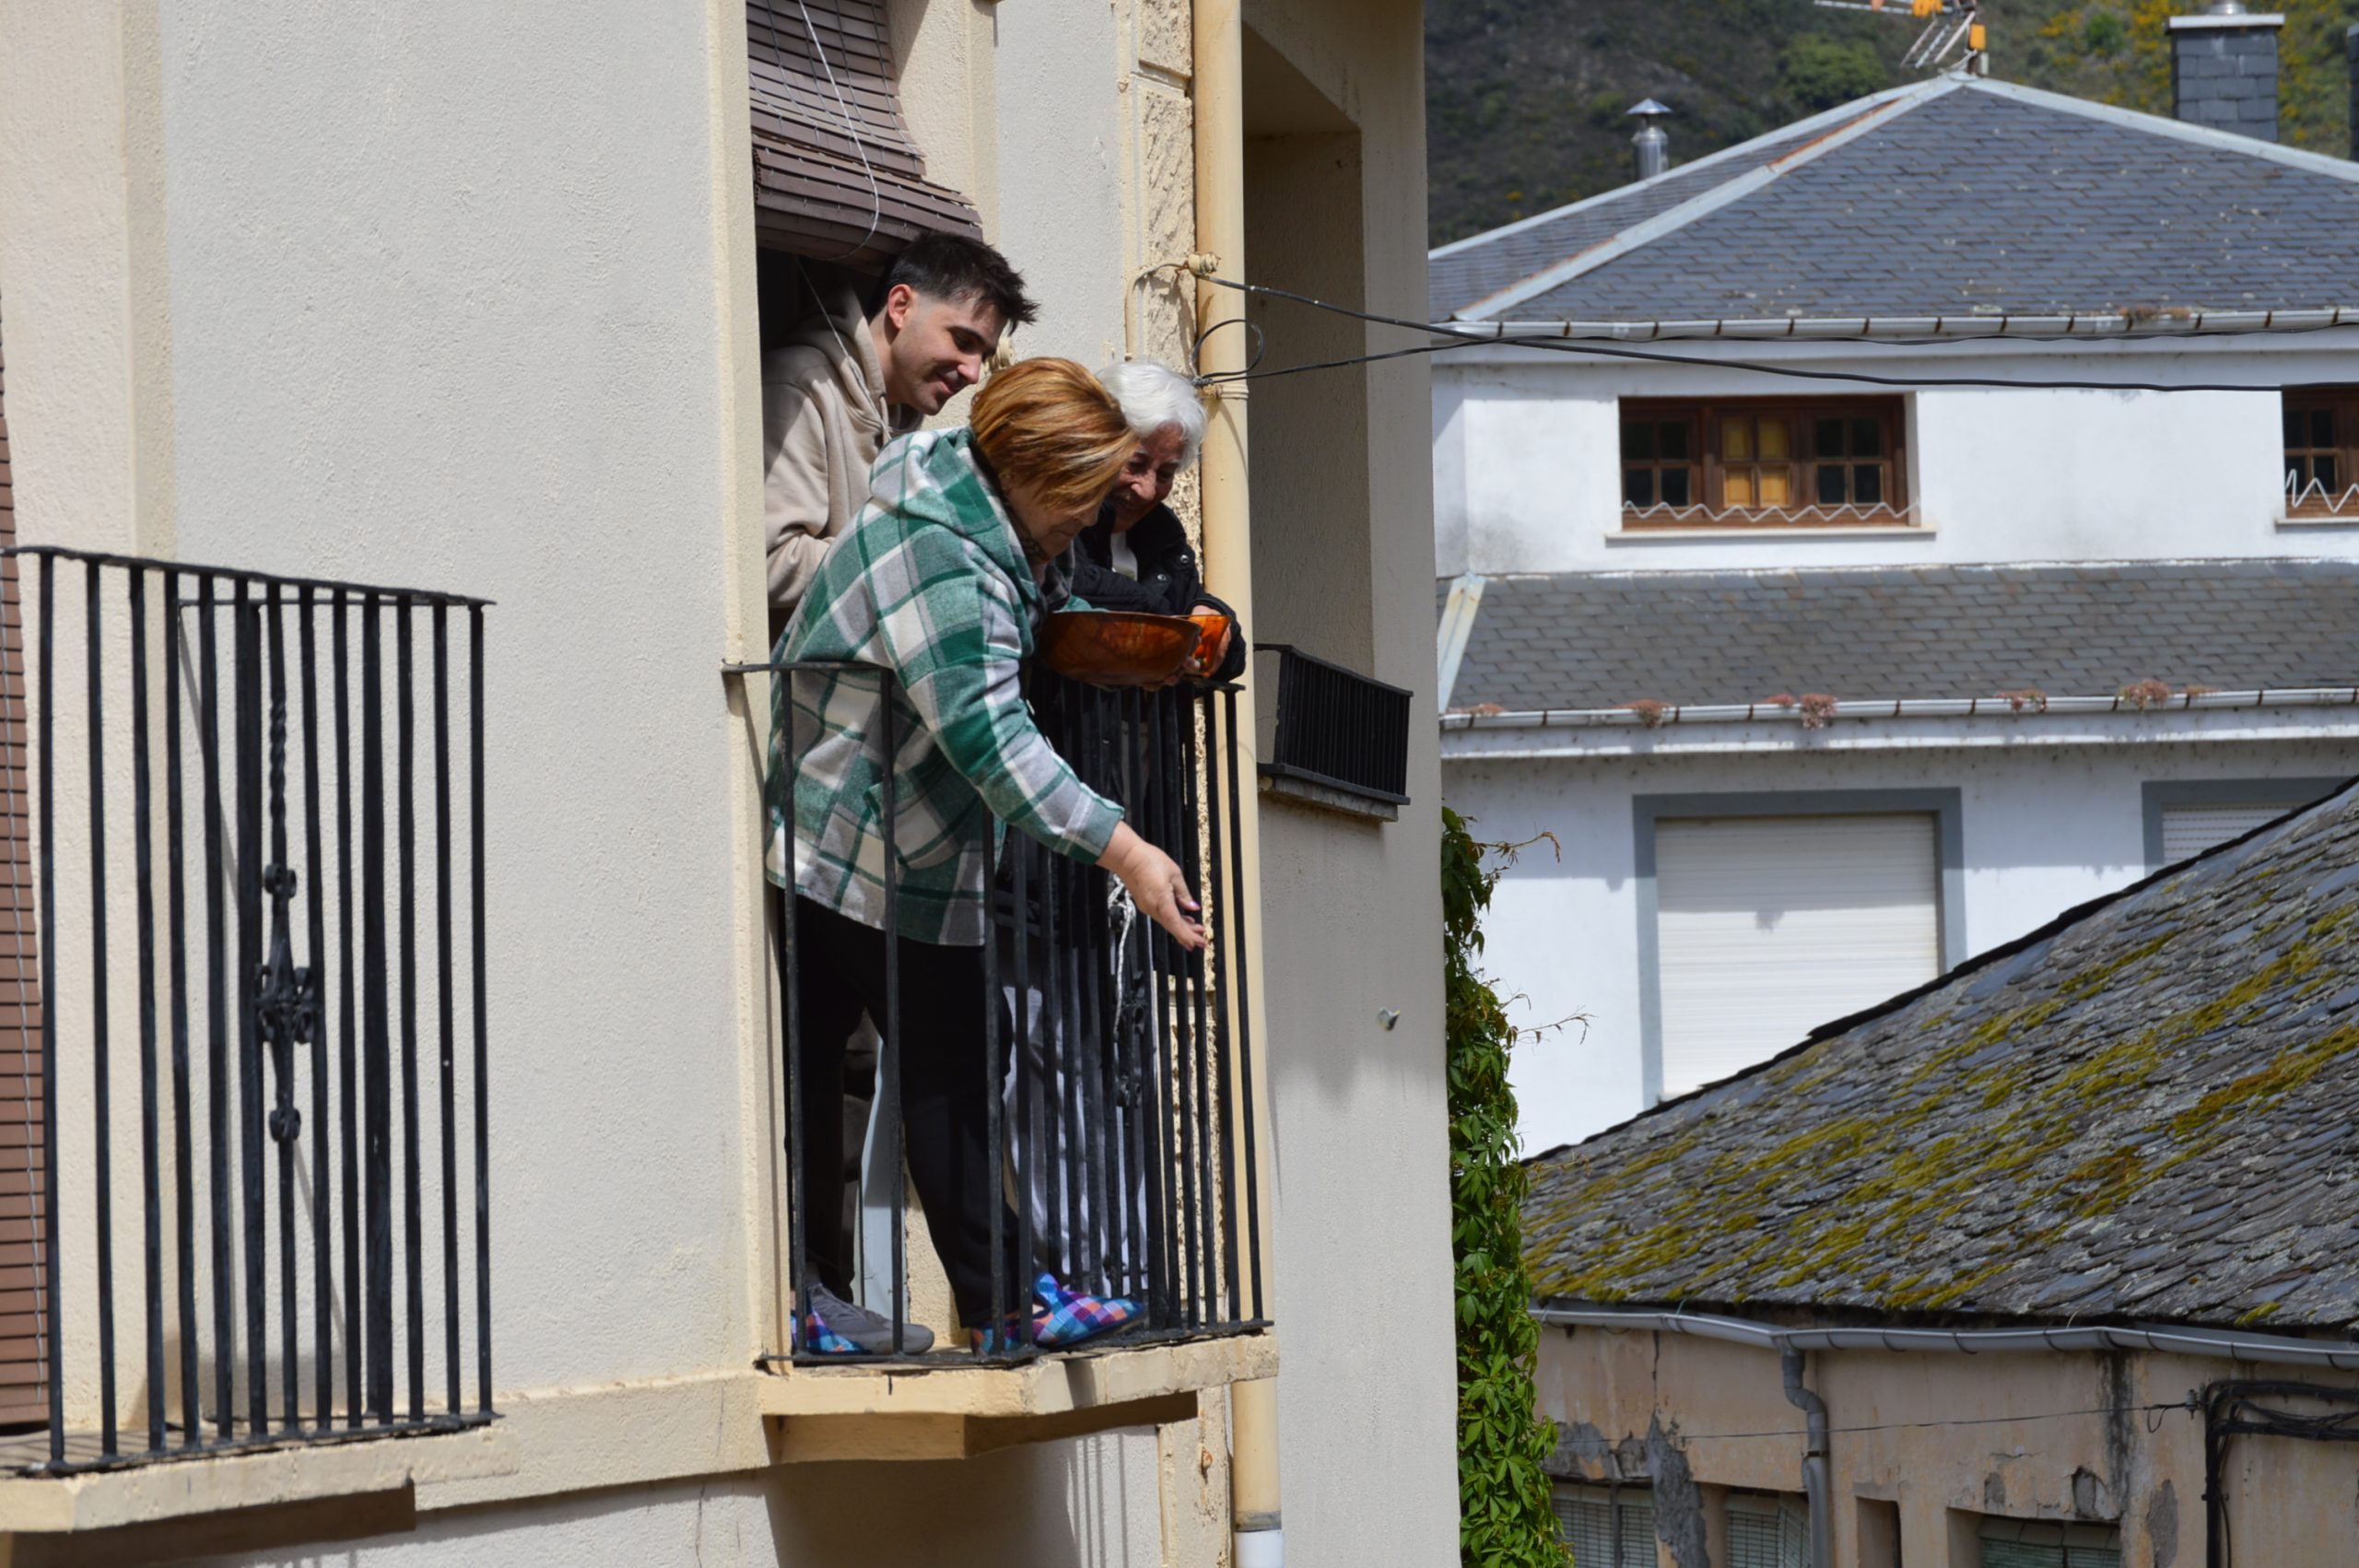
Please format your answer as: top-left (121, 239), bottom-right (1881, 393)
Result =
top-left (1524, 778), bottom-right (2359, 1330)
top-left (1447, 559), bottom-right (2359, 713)
top-left (1433, 76), bottom-right (2359, 323)
top-left (1425, 101), bottom-right (1882, 320)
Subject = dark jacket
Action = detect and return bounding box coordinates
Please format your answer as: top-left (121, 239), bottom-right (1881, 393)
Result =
top-left (1072, 501), bottom-right (1248, 682)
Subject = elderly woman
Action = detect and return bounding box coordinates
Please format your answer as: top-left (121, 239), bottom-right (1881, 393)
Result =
top-left (1074, 360), bottom-right (1246, 681)
top-left (769, 357), bottom-right (1201, 1355)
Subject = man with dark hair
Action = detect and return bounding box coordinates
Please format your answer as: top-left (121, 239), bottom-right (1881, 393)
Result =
top-left (762, 233), bottom-right (1039, 640)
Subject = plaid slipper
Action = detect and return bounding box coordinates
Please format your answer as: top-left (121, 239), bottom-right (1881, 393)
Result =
top-left (968, 1315), bottom-right (1031, 1354)
top-left (1030, 1271), bottom-right (1142, 1349)
top-left (798, 1308), bottom-right (866, 1356)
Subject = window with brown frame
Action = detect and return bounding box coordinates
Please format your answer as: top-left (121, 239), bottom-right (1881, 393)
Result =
top-left (1619, 397), bottom-right (1910, 528)
top-left (2284, 389), bottom-right (2359, 519)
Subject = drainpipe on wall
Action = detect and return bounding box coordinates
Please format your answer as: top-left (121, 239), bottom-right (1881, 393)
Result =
top-left (1191, 1), bottom-right (1282, 1565)
top-left (1780, 1349), bottom-right (1833, 1568)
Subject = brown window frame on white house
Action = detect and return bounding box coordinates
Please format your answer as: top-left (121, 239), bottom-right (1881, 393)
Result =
top-left (2283, 388), bottom-right (2359, 520)
top-left (1620, 397), bottom-right (1910, 529)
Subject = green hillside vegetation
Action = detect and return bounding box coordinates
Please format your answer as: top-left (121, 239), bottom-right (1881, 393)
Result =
top-left (1427, 0), bottom-right (2359, 246)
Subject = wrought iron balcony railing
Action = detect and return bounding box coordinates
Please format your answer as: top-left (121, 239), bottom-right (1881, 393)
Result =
top-left (1257, 644), bottom-right (1412, 812)
top-left (757, 662), bottom-right (1266, 1365)
top-left (1, 546), bottom-right (495, 1473)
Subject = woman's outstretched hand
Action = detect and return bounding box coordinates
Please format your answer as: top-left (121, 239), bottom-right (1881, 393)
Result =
top-left (1097, 823), bottom-right (1207, 951)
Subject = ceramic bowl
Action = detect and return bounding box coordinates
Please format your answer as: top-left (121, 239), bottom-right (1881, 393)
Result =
top-left (1038, 610), bottom-right (1204, 687)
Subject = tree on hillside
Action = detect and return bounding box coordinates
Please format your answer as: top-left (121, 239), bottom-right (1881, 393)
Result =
top-left (1780, 34), bottom-right (1888, 111)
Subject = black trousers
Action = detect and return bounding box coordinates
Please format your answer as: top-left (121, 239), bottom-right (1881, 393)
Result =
top-left (788, 895), bottom-right (1022, 1329)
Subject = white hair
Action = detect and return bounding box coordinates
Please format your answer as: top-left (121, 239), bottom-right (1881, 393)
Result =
top-left (1099, 360), bottom-right (1206, 468)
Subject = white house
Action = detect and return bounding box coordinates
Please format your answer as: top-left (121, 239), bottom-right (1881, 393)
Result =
top-left (1429, 57), bottom-right (2359, 1155)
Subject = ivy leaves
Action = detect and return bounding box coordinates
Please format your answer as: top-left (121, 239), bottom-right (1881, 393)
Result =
top-left (1445, 807), bottom-right (1571, 1567)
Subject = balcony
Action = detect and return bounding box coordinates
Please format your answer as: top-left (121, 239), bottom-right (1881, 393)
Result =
top-left (0, 548), bottom-right (508, 1532)
top-left (753, 663), bottom-right (1274, 1458)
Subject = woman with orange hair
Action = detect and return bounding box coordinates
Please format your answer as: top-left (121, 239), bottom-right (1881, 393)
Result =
top-left (767, 357), bottom-right (1201, 1355)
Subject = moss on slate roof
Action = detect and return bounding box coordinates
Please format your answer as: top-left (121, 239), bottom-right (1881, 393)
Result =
top-left (1524, 781), bottom-right (2359, 1329)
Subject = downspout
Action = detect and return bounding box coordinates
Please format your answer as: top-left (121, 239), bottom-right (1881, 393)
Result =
top-left (1191, 2), bottom-right (1283, 1565)
top-left (1780, 1349), bottom-right (1833, 1568)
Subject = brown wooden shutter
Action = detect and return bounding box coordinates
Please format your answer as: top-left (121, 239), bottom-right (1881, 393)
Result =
top-left (0, 293), bottom-right (46, 1428)
top-left (746, 0), bottom-right (984, 268)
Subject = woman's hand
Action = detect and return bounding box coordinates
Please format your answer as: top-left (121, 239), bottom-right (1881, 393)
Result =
top-left (1187, 602), bottom-right (1232, 675)
top-left (1097, 823), bottom-right (1207, 951)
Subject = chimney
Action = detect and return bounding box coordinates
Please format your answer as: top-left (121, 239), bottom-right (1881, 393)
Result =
top-left (2348, 23), bottom-right (2357, 159)
top-left (1628, 99), bottom-right (1672, 181)
top-left (2168, 1), bottom-right (2285, 144)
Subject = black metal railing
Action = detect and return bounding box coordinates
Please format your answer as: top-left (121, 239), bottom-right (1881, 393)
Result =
top-left (1257, 644), bottom-right (1412, 807)
top-left (3, 546), bottom-right (494, 1472)
top-left (756, 662), bottom-right (1265, 1365)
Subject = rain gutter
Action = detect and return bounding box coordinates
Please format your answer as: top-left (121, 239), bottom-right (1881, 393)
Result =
top-left (1533, 1305), bottom-right (2359, 1371)
top-left (1434, 306), bottom-right (2359, 344)
top-left (1441, 686), bottom-right (2359, 731)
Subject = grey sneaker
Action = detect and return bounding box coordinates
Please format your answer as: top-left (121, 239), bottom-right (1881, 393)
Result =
top-left (807, 1285), bottom-right (935, 1354)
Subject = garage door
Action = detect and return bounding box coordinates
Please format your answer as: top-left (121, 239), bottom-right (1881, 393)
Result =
top-left (2159, 801), bottom-right (2309, 865)
top-left (1656, 813), bottom-right (1942, 1099)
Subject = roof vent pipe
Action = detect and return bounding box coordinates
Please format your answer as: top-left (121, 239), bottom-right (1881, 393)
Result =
top-left (1628, 99), bottom-right (1672, 181)
top-left (2167, 1), bottom-right (2284, 144)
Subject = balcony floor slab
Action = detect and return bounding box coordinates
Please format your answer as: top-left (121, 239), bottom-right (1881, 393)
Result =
top-left (0, 1422), bottom-right (516, 1536)
top-left (760, 1328), bottom-right (1275, 1461)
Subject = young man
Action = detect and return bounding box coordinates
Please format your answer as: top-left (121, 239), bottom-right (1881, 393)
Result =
top-left (763, 232), bottom-right (1039, 643)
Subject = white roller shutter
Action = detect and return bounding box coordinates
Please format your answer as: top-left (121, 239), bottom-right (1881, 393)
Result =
top-left (2160, 801), bottom-right (2304, 864)
top-left (1726, 1492), bottom-right (1811, 1568)
top-left (1550, 1485), bottom-right (1655, 1567)
top-left (1656, 813), bottom-right (1941, 1099)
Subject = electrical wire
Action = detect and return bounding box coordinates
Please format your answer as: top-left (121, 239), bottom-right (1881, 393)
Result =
top-left (757, 0), bottom-right (885, 264)
top-left (1168, 265), bottom-right (2356, 396)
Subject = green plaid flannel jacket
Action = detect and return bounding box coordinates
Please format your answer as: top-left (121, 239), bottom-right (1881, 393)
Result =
top-left (765, 427), bottom-right (1123, 946)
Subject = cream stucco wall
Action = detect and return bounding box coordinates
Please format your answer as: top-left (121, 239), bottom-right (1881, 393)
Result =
top-left (1540, 1327), bottom-right (2359, 1568)
top-left (0, 0), bottom-right (1450, 1562)
top-left (1236, 3), bottom-right (1461, 1564)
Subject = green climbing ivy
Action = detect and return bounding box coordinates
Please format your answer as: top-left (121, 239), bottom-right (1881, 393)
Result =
top-left (1444, 807), bottom-right (1569, 1567)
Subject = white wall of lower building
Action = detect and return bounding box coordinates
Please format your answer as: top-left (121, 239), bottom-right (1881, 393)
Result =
top-left (1433, 337), bottom-right (2359, 579)
top-left (1442, 729), bottom-right (2359, 1154)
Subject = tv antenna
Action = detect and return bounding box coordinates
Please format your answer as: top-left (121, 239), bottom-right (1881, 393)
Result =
top-left (1811, 0), bottom-right (1989, 76)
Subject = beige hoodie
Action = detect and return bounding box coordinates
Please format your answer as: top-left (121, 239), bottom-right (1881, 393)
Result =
top-left (760, 284), bottom-right (921, 642)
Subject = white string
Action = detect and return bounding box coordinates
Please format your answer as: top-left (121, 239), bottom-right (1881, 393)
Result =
top-left (786, 0), bottom-right (885, 263)
top-left (1622, 500), bottom-right (1914, 526)
top-left (2286, 475), bottom-right (2359, 514)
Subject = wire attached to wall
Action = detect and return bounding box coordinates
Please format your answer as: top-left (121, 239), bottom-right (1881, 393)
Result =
top-left (1160, 263), bottom-right (2357, 397)
top-left (757, 0), bottom-right (885, 264)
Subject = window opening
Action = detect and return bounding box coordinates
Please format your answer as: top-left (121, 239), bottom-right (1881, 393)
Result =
top-left (1977, 1517), bottom-right (2122, 1568)
top-left (2284, 389), bottom-right (2358, 519)
top-left (1552, 1481), bottom-right (1657, 1568)
top-left (1621, 397), bottom-right (1908, 528)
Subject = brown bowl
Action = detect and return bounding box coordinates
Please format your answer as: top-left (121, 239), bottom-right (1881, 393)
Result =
top-left (1038, 610), bottom-right (1203, 687)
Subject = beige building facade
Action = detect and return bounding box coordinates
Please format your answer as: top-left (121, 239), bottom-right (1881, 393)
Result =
top-left (1537, 1316), bottom-right (2359, 1568)
top-left (0, 1), bottom-right (1453, 1563)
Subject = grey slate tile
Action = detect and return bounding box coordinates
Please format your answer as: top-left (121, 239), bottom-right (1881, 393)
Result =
top-left (1523, 782), bottom-right (2359, 1331)
top-left (1438, 81), bottom-right (2359, 324)
top-left (1445, 560), bottom-right (2359, 712)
